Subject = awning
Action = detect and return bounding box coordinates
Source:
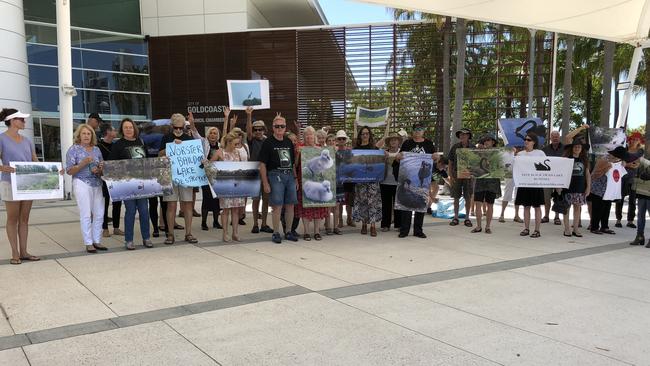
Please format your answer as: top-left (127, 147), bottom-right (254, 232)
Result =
top-left (356, 0), bottom-right (650, 44)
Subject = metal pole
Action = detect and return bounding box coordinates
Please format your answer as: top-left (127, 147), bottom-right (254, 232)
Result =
top-left (549, 32), bottom-right (558, 133)
top-left (527, 29), bottom-right (536, 117)
top-left (56, 0), bottom-right (76, 199)
top-left (616, 45), bottom-right (644, 128)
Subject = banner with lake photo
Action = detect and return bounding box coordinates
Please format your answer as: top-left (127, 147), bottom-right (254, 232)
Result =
top-left (498, 118), bottom-right (546, 147)
top-left (456, 148), bottom-right (513, 179)
top-left (355, 106), bottom-right (389, 127)
top-left (394, 153), bottom-right (433, 212)
top-left (102, 158), bottom-right (173, 202)
top-left (589, 126), bottom-right (626, 155)
top-left (9, 162), bottom-right (63, 200)
top-left (301, 147), bottom-right (336, 207)
top-left (204, 161), bottom-right (261, 198)
top-left (226, 80), bottom-right (270, 110)
top-left (336, 149), bottom-right (386, 183)
top-left (633, 157), bottom-right (650, 196)
top-left (167, 139), bottom-right (208, 187)
top-left (513, 156), bottom-right (573, 188)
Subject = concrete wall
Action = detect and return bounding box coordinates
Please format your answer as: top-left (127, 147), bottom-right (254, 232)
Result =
top-left (0, 0), bottom-right (33, 137)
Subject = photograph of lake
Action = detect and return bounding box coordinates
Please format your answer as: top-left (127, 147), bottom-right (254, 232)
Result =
top-left (102, 158), bottom-right (173, 201)
top-left (205, 161), bottom-right (261, 198)
top-left (336, 149), bottom-right (386, 183)
top-left (10, 162), bottom-right (63, 200)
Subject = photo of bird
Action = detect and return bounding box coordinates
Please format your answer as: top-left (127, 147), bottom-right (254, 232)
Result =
top-left (303, 180), bottom-right (334, 202)
top-left (418, 160), bottom-right (432, 187)
top-left (304, 149), bottom-right (334, 179)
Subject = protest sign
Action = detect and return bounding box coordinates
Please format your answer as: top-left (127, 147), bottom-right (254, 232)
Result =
top-left (456, 148), bottom-right (513, 179)
top-left (336, 149), bottom-right (386, 183)
top-left (9, 162), bottom-right (63, 200)
top-left (395, 152), bottom-right (433, 212)
top-left (355, 107), bottom-right (389, 128)
top-left (301, 147), bottom-right (336, 207)
top-left (589, 126), bottom-right (626, 155)
top-left (166, 139), bottom-right (208, 187)
top-left (513, 156), bottom-right (573, 188)
top-left (102, 158), bottom-right (173, 201)
top-left (498, 118), bottom-right (546, 147)
top-left (204, 161), bottom-right (261, 198)
top-left (227, 80), bottom-right (270, 110)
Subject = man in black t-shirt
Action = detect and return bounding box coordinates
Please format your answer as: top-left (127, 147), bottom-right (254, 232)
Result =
top-left (394, 122), bottom-right (436, 238)
top-left (159, 113), bottom-right (197, 244)
top-left (258, 114), bottom-right (298, 244)
top-left (246, 107), bottom-right (273, 234)
top-left (98, 123), bottom-right (123, 237)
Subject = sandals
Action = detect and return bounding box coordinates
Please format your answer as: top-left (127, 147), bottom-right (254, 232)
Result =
top-left (20, 255), bottom-right (41, 261)
top-left (600, 229), bottom-right (616, 235)
top-left (554, 218), bottom-right (562, 225)
top-left (303, 234), bottom-right (312, 241)
top-left (314, 233), bottom-right (322, 241)
top-left (333, 228), bottom-right (342, 235)
top-left (449, 218), bottom-right (459, 226)
top-left (541, 217), bottom-right (549, 223)
top-left (519, 229), bottom-right (530, 236)
top-left (498, 217), bottom-right (505, 223)
top-left (563, 232), bottom-right (572, 237)
top-left (530, 230), bottom-right (541, 238)
top-left (164, 234), bottom-right (175, 245)
top-left (484, 228), bottom-right (492, 234)
top-left (572, 231), bottom-right (583, 237)
top-left (174, 224), bottom-right (184, 230)
top-left (10, 258), bottom-right (21, 265)
top-left (86, 245), bottom-right (97, 253)
top-left (463, 219), bottom-right (473, 227)
top-left (471, 227), bottom-right (482, 233)
top-left (513, 217), bottom-right (523, 223)
top-left (185, 234), bottom-right (198, 243)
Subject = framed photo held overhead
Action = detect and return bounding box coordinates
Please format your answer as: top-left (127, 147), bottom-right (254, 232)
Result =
top-left (226, 80), bottom-right (270, 110)
top-left (9, 162), bottom-right (64, 200)
top-left (355, 106), bottom-right (389, 128)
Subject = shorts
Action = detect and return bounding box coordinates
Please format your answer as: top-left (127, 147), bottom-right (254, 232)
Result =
top-left (163, 184), bottom-right (194, 202)
top-left (0, 181), bottom-right (16, 202)
top-left (474, 191), bottom-right (496, 204)
top-left (503, 178), bottom-right (516, 202)
top-left (268, 170), bottom-right (298, 206)
top-left (450, 178), bottom-right (473, 200)
top-left (543, 188), bottom-right (553, 202)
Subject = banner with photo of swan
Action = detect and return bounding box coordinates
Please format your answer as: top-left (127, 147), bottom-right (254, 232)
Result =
top-left (301, 147), bottom-right (336, 208)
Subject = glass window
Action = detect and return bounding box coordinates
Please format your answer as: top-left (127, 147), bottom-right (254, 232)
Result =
top-left (84, 90), bottom-right (112, 115)
top-left (81, 50), bottom-right (149, 73)
top-left (27, 44), bottom-right (82, 67)
top-left (29, 65), bottom-right (84, 89)
top-left (24, 24), bottom-right (57, 45)
top-left (83, 71), bottom-right (150, 92)
top-left (110, 93), bottom-right (150, 117)
top-left (30, 87), bottom-right (58, 112)
top-left (78, 31), bottom-right (146, 55)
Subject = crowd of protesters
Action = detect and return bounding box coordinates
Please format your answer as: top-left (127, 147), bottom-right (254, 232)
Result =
top-left (1, 106), bottom-right (648, 265)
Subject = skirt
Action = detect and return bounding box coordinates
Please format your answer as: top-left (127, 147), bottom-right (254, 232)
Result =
top-left (565, 192), bottom-right (587, 205)
top-left (352, 182), bottom-right (382, 223)
top-left (220, 197), bottom-right (245, 209)
top-left (296, 188), bottom-right (329, 220)
top-left (515, 187), bottom-right (545, 207)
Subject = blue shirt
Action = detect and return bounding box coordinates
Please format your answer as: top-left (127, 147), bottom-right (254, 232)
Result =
top-left (0, 133), bottom-right (34, 182)
top-left (66, 144), bottom-right (103, 187)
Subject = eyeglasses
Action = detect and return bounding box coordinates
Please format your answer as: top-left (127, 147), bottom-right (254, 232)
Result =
top-left (360, 132), bottom-right (370, 136)
top-left (253, 128), bottom-right (265, 132)
top-left (273, 125), bottom-right (286, 129)
top-left (173, 126), bottom-right (184, 130)
top-left (524, 138), bottom-right (533, 142)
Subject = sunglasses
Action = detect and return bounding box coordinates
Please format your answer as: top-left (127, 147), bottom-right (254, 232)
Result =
top-left (273, 125), bottom-right (286, 129)
top-left (524, 138), bottom-right (533, 142)
top-left (413, 127), bottom-right (425, 131)
top-left (173, 126), bottom-right (184, 130)
top-left (253, 128), bottom-right (265, 132)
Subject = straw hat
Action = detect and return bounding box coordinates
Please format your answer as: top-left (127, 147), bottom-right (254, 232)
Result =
top-left (335, 130), bottom-right (349, 141)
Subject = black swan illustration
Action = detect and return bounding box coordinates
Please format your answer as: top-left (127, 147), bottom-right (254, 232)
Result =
top-left (418, 161), bottom-right (432, 187)
top-left (534, 159), bottom-right (551, 171)
top-left (396, 178), bottom-right (427, 210)
top-left (515, 119), bottom-right (546, 142)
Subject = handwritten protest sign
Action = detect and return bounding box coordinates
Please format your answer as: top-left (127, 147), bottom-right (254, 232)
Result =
top-left (166, 140), bottom-right (207, 187)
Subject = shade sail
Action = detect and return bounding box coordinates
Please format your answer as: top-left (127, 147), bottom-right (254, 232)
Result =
top-left (357, 0), bottom-right (650, 43)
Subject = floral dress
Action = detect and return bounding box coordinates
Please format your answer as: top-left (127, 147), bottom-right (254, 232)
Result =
top-left (352, 144), bottom-right (382, 223)
top-left (220, 150), bottom-right (246, 209)
top-left (297, 145), bottom-right (330, 220)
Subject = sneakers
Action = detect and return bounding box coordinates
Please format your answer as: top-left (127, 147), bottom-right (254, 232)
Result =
top-left (251, 225), bottom-right (260, 234)
top-left (113, 228), bottom-right (125, 236)
top-left (414, 232), bottom-right (427, 238)
top-left (260, 225), bottom-right (273, 233)
top-left (272, 232), bottom-right (282, 244)
top-left (102, 229), bottom-right (111, 238)
top-left (627, 222), bottom-right (637, 229)
top-left (125, 241), bottom-right (135, 250)
top-left (143, 240), bottom-right (153, 248)
top-left (285, 231), bottom-right (299, 242)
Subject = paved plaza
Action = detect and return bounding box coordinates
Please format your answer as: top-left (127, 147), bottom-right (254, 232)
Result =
top-left (0, 198), bottom-right (648, 365)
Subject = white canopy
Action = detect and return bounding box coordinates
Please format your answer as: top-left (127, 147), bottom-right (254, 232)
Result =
top-left (358, 0), bottom-right (650, 44)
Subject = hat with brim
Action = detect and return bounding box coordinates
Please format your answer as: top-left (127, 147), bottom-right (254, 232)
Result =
top-left (4, 111), bottom-right (30, 121)
top-left (479, 133), bottom-right (497, 145)
top-left (252, 120), bottom-right (266, 128)
top-left (335, 130), bottom-right (349, 141)
top-left (608, 146), bottom-right (640, 163)
top-left (412, 122), bottom-right (425, 130)
top-left (455, 128), bottom-right (472, 139)
top-left (564, 142), bottom-right (590, 152)
top-left (397, 128), bottom-right (408, 138)
top-left (384, 132), bottom-right (403, 145)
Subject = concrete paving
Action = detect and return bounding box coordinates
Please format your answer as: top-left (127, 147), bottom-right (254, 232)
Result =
top-left (0, 198), bottom-right (648, 365)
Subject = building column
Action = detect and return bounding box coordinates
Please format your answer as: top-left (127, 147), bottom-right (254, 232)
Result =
top-left (0, 0), bottom-right (33, 136)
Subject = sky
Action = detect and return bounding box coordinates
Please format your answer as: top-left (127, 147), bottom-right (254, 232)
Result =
top-left (318, 0), bottom-right (646, 129)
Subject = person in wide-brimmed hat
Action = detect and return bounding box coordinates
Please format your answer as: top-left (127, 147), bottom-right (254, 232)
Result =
top-left (615, 132), bottom-right (645, 229)
top-left (559, 140), bottom-right (592, 238)
top-left (471, 133), bottom-right (501, 235)
top-left (378, 131), bottom-right (404, 233)
top-left (448, 128), bottom-right (474, 227)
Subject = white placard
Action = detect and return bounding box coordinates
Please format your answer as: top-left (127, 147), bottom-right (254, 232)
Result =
top-left (513, 156), bottom-right (573, 188)
top-left (227, 80), bottom-right (270, 110)
top-left (355, 106), bottom-right (389, 127)
top-left (10, 162), bottom-right (64, 200)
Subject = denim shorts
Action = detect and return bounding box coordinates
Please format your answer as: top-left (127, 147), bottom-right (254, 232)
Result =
top-left (268, 170), bottom-right (298, 206)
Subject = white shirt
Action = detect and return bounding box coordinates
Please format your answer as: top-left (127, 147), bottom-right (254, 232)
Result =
top-left (602, 162), bottom-right (627, 201)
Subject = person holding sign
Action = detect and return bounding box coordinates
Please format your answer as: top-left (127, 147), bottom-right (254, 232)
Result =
top-left (560, 141), bottom-right (591, 237)
top-left (108, 119), bottom-right (152, 250)
top-left (159, 113), bottom-right (197, 245)
top-left (0, 108), bottom-right (42, 264)
top-left (259, 113), bottom-right (299, 244)
top-left (245, 107), bottom-right (273, 234)
top-left (213, 132), bottom-right (247, 242)
top-left (447, 128), bottom-right (474, 227)
top-left (471, 134), bottom-right (502, 234)
top-left (352, 126), bottom-right (383, 237)
top-left (514, 132), bottom-right (546, 238)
